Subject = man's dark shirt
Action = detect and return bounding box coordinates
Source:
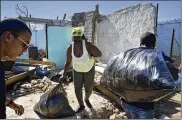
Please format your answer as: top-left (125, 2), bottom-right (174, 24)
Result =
top-left (0, 61), bottom-right (6, 118)
top-left (161, 52), bottom-right (174, 63)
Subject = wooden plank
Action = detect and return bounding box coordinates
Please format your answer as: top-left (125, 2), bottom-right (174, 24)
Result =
top-left (94, 65), bottom-right (123, 109)
top-left (19, 16), bottom-right (52, 24)
top-left (6, 69), bottom-right (35, 86)
top-left (18, 17), bottom-right (71, 26)
top-left (13, 63), bottom-right (53, 69)
top-left (5, 74), bottom-right (15, 79)
top-left (94, 84), bottom-right (122, 107)
top-left (2, 57), bottom-right (56, 69)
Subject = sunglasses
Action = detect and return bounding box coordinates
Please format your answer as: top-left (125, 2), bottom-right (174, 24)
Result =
top-left (18, 36), bottom-right (31, 49)
top-left (11, 32), bottom-right (31, 49)
top-left (72, 31), bottom-right (82, 36)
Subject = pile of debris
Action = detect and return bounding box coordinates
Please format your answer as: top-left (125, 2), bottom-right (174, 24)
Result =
top-left (76, 105), bottom-right (127, 119)
top-left (65, 82), bottom-right (127, 119)
top-left (10, 77), bottom-right (58, 97)
top-left (94, 72), bottom-right (102, 84)
top-left (6, 62), bottom-right (180, 119)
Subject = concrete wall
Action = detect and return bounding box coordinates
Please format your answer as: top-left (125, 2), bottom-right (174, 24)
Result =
top-left (96, 3), bottom-right (157, 63)
top-left (157, 19), bottom-right (181, 57)
top-left (84, 11), bottom-right (94, 42)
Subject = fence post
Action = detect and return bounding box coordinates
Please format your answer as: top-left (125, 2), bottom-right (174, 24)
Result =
top-left (170, 29), bottom-right (175, 58)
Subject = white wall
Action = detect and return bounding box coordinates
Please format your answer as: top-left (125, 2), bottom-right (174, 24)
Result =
top-left (157, 19), bottom-right (181, 57)
top-left (96, 3), bottom-right (157, 63)
top-left (84, 11), bottom-right (94, 43)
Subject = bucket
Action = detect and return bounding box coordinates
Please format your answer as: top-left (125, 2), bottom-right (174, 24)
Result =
top-left (28, 47), bottom-right (38, 60)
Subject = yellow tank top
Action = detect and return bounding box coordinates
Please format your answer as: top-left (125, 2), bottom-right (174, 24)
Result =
top-left (72, 40), bottom-right (95, 72)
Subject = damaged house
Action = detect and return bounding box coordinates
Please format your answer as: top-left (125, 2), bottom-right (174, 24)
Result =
top-left (4, 3), bottom-right (181, 119)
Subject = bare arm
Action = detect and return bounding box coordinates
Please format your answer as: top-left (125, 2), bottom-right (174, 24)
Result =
top-left (6, 98), bottom-right (24, 115)
top-left (86, 41), bottom-right (102, 57)
top-left (63, 44), bottom-right (72, 76)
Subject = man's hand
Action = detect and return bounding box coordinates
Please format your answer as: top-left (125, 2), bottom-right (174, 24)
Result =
top-left (178, 64), bottom-right (181, 72)
top-left (9, 102), bottom-right (24, 116)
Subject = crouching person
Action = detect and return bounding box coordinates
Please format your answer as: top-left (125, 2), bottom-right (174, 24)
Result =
top-left (0, 18), bottom-right (32, 118)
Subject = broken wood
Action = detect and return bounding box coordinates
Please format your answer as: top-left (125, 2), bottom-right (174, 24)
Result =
top-left (94, 84), bottom-right (121, 107)
top-left (95, 64), bottom-right (123, 110)
top-left (41, 83), bottom-right (49, 92)
top-left (6, 69), bottom-right (36, 86)
top-left (2, 57), bottom-right (56, 69)
top-left (5, 71), bottom-right (21, 79)
top-left (18, 16), bottom-right (71, 25)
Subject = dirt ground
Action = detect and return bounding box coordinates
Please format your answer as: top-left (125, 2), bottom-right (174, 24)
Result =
top-left (6, 82), bottom-right (125, 119)
top-left (6, 84), bottom-right (181, 119)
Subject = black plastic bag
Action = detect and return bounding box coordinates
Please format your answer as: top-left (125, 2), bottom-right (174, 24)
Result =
top-left (100, 48), bottom-right (179, 102)
top-left (34, 83), bottom-right (75, 118)
top-left (35, 66), bottom-right (50, 77)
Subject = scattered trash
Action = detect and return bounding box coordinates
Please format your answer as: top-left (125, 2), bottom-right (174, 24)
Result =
top-left (35, 66), bottom-right (50, 77)
top-left (6, 66), bottom-right (181, 119)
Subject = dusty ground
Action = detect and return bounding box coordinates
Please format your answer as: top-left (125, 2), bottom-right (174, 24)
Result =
top-left (6, 82), bottom-right (126, 119)
top-left (6, 72), bottom-right (181, 119)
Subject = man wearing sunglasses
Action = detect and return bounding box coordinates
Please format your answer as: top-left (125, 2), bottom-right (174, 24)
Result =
top-left (0, 18), bottom-right (32, 118)
top-left (62, 27), bottom-right (102, 113)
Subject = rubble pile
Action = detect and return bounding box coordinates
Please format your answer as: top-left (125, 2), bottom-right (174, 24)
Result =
top-left (76, 101), bottom-right (127, 119)
top-left (11, 77), bottom-right (58, 97)
top-left (94, 72), bottom-right (102, 84)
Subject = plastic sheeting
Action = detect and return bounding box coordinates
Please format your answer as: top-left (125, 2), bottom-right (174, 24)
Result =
top-left (47, 26), bottom-right (72, 69)
top-left (100, 48), bottom-right (179, 102)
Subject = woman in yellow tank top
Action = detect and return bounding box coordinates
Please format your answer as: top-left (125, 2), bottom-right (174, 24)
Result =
top-left (62, 27), bottom-right (102, 113)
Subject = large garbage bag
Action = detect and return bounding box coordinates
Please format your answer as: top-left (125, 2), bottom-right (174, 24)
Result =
top-left (100, 48), bottom-right (179, 102)
top-left (49, 69), bottom-right (73, 84)
top-left (34, 83), bottom-right (75, 118)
